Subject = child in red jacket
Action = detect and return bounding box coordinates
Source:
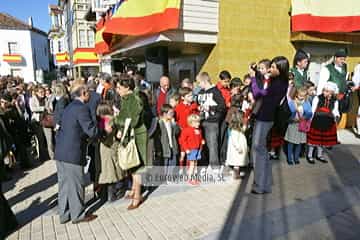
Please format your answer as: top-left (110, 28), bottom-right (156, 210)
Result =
top-left (179, 114), bottom-right (204, 185)
top-left (175, 87), bottom-right (199, 171)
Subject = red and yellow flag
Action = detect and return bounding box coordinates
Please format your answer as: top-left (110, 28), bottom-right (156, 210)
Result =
top-left (95, 18), bottom-right (110, 54)
top-left (56, 52), bottom-right (69, 63)
top-left (3, 54), bottom-right (22, 63)
top-left (104, 0), bottom-right (181, 36)
top-left (292, 0), bottom-right (360, 32)
top-left (73, 48), bottom-right (98, 65)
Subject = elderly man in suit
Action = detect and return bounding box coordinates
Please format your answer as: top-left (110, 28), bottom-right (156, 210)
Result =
top-left (55, 83), bottom-right (101, 224)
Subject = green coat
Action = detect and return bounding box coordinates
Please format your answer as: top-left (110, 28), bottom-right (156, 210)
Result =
top-left (290, 67), bottom-right (308, 89)
top-left (113, 92), bottom-right (148, 173)
top-left (326, 63), bottom-right (347, 94)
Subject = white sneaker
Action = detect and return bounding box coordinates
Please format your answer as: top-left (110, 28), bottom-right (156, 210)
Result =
top-left (200, 167), bottom-right (206, 177)
top-left (179, 168), bottom-right (183, 176)
top-left (206, 166), bottom-right (213, 175)
top-left (219, 165), bottom-right (225, 175)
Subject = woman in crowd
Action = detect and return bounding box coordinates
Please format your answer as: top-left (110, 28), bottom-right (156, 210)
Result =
top-left (53, 83), bottom-right (70, 132)
top-left (29, 86), bottom-right (51, 161)
top-left (113, 77), bottom-right (148, 210)
top-left (250, 56), bottom-right (289, 194)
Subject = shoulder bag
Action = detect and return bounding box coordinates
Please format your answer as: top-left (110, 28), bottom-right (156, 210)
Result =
top-left (117, 118), bottom-right (141, 170)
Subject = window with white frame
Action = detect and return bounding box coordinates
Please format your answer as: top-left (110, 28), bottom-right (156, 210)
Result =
top-left (58, 40), bottom-right (62, 52)
top-left (87, 30), bottom-right (95, 47)
top-left (8, 42), bottom-right (18, 54)
top-left (79, 29), bottom-right (87, 47)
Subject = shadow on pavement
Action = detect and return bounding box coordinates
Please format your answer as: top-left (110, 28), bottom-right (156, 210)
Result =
top-left (209, 143), bottom-right (360, 240)
top-left (7, 173), bottom-right (57, 207)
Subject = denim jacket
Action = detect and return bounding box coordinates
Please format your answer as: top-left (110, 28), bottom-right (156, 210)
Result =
top-left (287, 98), bottom-right (312, 120)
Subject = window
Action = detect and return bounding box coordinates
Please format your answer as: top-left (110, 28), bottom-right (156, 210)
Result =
top-left (11, 69), bottom-right (22, 78)
top-left (87, 30), bottom-right (95, 47)
top-left (8, 42), bottom-right (18, 54)
top-left (79, 29), bottom-right (87, 47)
top-left (58, 40), bottom-right (62, 52)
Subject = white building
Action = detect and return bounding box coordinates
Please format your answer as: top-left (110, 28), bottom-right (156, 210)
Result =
top-left (0, 13), bottom-right (50, 83)
top-left (49, 0), bottom-right (99, 79)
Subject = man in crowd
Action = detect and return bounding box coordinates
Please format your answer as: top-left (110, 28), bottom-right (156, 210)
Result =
top-left (290, 49), bottom-right (310, 89)
top-left (54, 83), bottom-right (99, 224)
top-left (197, 72), bottom-right (226, 171)
top-left (317, 49), bottom-right (348, 96)
top-left (155, 76), bottom-right (175, 116)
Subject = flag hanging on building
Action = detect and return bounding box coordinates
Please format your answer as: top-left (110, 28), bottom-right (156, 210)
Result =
top-left (55, 52), bottom-right (69, 63)
top-left (73, 48), bottom-right (98, 65)
top-left (103, 0), bottom-right (181, 36)
top-left (2, 54), bottom-right (22, 63)
top-left (291, 0), bottom-right (360, 32)
top-left (95, 18), bottom-right (110, 54)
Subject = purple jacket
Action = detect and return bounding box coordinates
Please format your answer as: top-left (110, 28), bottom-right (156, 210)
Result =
top-left (251, 77), bottom-right (288, 122)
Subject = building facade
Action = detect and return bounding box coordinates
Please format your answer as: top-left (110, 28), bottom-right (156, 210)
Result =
top-left (0, 13), bottom-right (50, 83)
top-left (49, 0), bottom-right (99, 79)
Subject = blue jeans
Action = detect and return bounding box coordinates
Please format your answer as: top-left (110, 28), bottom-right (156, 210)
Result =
top-left (251, 120), bottom-right (274, 193)
top-left (287, 143), bottom-right (301, 164)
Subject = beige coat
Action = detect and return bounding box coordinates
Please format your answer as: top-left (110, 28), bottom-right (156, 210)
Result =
top-left (97, 135), bottom-right (126, 184)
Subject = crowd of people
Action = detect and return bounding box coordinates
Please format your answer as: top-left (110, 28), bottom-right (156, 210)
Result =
top-left (0, 48), bottom-right (358, 233)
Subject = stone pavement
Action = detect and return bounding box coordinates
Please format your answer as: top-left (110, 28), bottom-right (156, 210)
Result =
top-left (3, 129), bottom-right (360, 240)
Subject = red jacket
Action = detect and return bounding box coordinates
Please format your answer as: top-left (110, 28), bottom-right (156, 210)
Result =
top-left (216, 82), bottom-right (231, 108)
top-left (175, 101), bottom-right (199, 129)
top-left (179, 127), bottom-right (204, 151)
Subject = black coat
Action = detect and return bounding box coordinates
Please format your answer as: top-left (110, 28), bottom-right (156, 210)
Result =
top-left (55, 99), bottom-right (98, 166)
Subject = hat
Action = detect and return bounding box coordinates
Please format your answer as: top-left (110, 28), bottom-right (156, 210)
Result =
top-left (334, 49), bottom-right (347, 58)
top-left (323, 81), bottom-right (339, 94)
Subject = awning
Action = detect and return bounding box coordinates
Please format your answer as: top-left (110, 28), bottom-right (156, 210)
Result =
top-left (291, 0), bottom-right (360, 33)
top-left (2, 54), bottom-right (22, 63)
top-left (101, 0), bottom-right (181, 50)
top-left (73, 48), bottom-right (98, 65)
top-left (55, 52), bottom-right (69, 64)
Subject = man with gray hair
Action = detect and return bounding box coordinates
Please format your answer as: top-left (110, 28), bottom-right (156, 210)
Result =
top-left (55, 83), bottom-right (100, 224)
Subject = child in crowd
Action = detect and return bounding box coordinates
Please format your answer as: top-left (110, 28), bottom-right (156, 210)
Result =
top-left (304, 80), bottom-right (316, 104)
top-left (284, 87), bottom-right (312, 165)
top-left (226, 111), bottom-right (249, 179)
top-left (243, 74), bottom-right (252, 87)
top-left (307, 82), bottom-right (340, 164)
top-left (179, 114), bottom-right (205, 185)
top-left (158, 104), bottom-right (180, 178)
top-left (230, 77), bottom-right (243, 96)
top-left (257, 59), bottom-right (272, 90)
top-left (175, 87), bottom-right (199, 172)
top-left (169, 92), bottom-right (180, 109)
top-left (96, 102), bottom-right (125, 202)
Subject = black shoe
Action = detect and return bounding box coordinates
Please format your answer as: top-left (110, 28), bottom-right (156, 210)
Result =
top-left (251, 189), bottom-right (271, 195)
top-left (307, 157), bottom-right (315, 164)
top-left (316, 156), bottom-right (328, 163)
top-left (287, 160), bottom-right (295, 165)
top-left (72, 214), bottom-right (97, 224)
top-left (294, 160), bottom-right (300, 165)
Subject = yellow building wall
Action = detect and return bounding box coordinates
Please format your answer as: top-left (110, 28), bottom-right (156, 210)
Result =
top-left (201, 0), bottom-right (295, 80)
top-left (201, 0), bottom-right (360, 81)
top-left (200, 0), bottom-right (360, 127)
